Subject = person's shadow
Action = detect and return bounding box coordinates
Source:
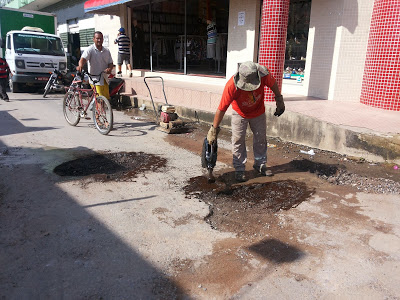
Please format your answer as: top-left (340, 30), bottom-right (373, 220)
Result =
top-left (247, 238), bottom-right (306, 264)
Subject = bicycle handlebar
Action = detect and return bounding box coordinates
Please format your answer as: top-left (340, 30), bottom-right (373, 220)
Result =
top-left (76, 70), bottom-right (104, 83)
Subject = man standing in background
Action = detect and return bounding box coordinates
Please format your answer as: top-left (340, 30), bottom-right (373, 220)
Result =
top-left (131, 20), bottom-right (145, 69)
top-left (0, 56), bottom-right (11, 102)
top-left (114, 27), bottom-right (132, 77)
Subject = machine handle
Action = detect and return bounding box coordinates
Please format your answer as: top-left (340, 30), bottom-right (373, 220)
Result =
top-left (143, 76), bottom-right (169, 105)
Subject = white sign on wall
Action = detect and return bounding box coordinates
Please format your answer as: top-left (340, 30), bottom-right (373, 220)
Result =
top-left (238, 12), bottom-right (245, 26)
top-left (103, 34), bottom-right (109, 47)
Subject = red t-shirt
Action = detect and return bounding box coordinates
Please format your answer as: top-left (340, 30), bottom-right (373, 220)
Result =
top-left (218, 73), bottom-right (276, 118)
top-left (0, 58), bottom-right (10, 79)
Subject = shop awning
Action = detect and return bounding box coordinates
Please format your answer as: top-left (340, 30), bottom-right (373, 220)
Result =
top-left (84, 0), bottom-right (132, 14)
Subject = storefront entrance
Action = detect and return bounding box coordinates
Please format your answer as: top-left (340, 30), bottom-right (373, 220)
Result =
top-left (283, 0), bottom-right (311, 82)
top-left (128, 0), bottom-right (229, 77)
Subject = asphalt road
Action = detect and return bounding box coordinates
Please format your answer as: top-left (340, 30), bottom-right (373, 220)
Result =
top-left (1, 91), bottom-right (400, 299)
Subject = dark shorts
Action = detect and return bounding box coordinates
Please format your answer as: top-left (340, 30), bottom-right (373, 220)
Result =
top-left (117, 53), bottom-right (130, 65)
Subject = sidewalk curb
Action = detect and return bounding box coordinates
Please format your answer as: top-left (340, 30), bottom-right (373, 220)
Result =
top-left (128, 95), bottom-right (400, 164)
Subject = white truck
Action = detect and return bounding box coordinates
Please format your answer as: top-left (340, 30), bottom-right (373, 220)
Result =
top-left (0, 7), bottom-right (67, 92)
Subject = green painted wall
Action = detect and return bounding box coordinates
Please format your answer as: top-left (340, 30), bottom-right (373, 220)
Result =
top-left (0, 8), bottom-right (56, 57)
top-left (0, 8), bottom-right (55, 38)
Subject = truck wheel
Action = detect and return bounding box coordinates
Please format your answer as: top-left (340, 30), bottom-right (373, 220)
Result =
top-left (9, 79), bottom-right (20, 93)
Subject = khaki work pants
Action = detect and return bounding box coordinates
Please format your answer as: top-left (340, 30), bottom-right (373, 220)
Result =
top-left (231, 111), bottom-right (267, 172)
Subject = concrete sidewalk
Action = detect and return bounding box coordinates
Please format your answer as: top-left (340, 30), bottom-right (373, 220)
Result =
top-left (122, 75), bottom-right (400, 164)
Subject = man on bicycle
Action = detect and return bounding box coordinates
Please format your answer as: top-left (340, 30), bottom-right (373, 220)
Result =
top-left (76, 31), bottom-right (113, 100)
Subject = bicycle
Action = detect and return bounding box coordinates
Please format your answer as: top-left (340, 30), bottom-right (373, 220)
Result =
top-left (62, 71), bottom-right (113, 135)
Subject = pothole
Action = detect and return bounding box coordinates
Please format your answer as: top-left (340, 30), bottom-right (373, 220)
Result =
top-left (184, 176), bottom-right (315, 237)
top-left (53, 152), bottom-right (167, 181)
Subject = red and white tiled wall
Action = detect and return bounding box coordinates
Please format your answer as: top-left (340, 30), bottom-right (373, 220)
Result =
top-left (360, 0), bottom-right (400, 111)
top-left (259, 0), bottom-right (399, 111)
top-left (259, 0), bottom-right (290, 101)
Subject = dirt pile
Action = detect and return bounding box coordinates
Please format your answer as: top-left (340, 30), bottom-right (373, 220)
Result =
top-left (291, 159), bottom-right (400, 194)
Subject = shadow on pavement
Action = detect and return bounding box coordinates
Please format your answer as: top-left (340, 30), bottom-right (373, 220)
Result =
top-left (111, 121), bottom-right (157, 136)
top-left (247, 238), bottom-right (305, 264)
top-left (0, 110), bottom-right (57, 137)
top-left (0, 143), bottom-right (187, 299)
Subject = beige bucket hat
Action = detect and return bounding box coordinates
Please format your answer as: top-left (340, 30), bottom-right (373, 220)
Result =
top-left (234, 61), bottom-right (269, 91)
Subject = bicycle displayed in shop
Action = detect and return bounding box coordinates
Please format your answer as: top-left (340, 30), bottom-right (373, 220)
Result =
top-left (62, 71), bottom-right (113, 135)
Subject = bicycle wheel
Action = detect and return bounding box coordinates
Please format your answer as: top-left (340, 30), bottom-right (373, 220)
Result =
top-left (43, 76), bottom-right (55, 98)
top-left (92, 95), bottom-right (113, 135)
top-left (63, 91), bottom-right (81, 126)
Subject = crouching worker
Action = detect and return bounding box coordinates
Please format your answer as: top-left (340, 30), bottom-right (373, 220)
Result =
top-left (207, 61), bottom-right (285, 182)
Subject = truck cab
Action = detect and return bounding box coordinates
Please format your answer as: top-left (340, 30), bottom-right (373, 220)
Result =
top-left (5, 27), bottom-right (67, 92)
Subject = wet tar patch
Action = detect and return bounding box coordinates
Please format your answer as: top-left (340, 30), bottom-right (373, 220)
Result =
top-left (184, 176), bottom-right (315, 238)
top-left (54, 152), bottom-right (167, 181)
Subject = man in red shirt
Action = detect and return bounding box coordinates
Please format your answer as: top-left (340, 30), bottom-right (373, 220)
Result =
top-left (207, 61), bottom-right (285, 182)
top-left (0, 57), bottom-right (10, 102)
